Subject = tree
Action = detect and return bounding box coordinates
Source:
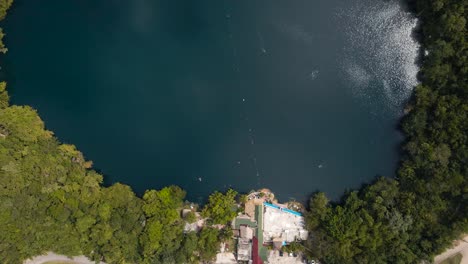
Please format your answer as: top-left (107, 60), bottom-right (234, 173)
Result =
top-left (201, 189), bottom-right (237, 224)
top-left (0, 0), bottom-right (12, 20)
top-left (139, 186), bottom-right (186, 263)
top-left (0, 82), bottom-right (9, 109)
top-left (198, 227), bottom-right (220, 261)
top-left (176, 232), bottom-right (199, 263)
top-left (306, 192), bottom-right (330, 230)
top-left (185, 211), bottom-right (197, 224)
top-left (0, 0), bottom-right (466, 263)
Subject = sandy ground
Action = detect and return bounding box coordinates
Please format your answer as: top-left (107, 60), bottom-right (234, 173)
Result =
top-left (434, 236), bottom-right (468, 264)
top-left (23, 252), bottom-right (104, 264)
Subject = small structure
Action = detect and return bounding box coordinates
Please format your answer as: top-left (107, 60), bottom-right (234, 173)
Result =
top-left (237, 238), bottom-right (252, 262)
top-left (252, 236), bottom-right (264, 264)
top-left (255, 205), bottom-right (268, 261)
top-left (233, 215), bottom-right (257, 229)
top-left (263, 203), bottom-right (308, 243)
top-left (233, 216), bottom-right (257, 262)
top-left (234, 191), bottom-right (308, 263)
top-left (240, 225), bottom-right (253, 240)
top-left (272, 238), bottom-right (283, 250)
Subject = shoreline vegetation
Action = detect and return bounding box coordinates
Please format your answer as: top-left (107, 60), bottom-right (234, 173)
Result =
top-left (0, 0), bottom-right (466, 263)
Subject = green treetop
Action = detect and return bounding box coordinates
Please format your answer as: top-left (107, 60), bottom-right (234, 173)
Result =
top-left (202, 189), bottom-right (238, 225)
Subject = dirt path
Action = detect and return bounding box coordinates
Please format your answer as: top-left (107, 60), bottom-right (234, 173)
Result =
top-left (23, 252), bottom-right (104, 264)
top-left (434, 236), bottom-right (468, 264)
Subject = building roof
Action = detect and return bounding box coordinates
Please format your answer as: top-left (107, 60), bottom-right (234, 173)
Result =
top-left (255, 205), bottom-right (268, 261)
top-left (263, 205), bottom-right (308, 243)
top-left (252, 236), bottom-right (263, 264)
top-left (234, 216), bottom-right (257, 229)
top-left (237, 238), bottom-right (252, 261)
top-left (240, 225), bottom-right (253, 239)
top-left (255, 205), bottom-right (263, 244)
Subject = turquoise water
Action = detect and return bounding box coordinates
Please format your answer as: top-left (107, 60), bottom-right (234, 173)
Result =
top-left (2, 0), bottom-right (419, 202)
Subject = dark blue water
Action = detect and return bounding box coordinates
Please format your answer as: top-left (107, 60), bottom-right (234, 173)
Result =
top-left (2, 0), bottom-right (419, 202)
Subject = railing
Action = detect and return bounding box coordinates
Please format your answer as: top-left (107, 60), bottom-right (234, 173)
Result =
top-left (263, 202), bottom-right (302, 216)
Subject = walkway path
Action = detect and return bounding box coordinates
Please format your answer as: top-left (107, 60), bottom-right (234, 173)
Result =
top-left (23, 252), bottom-right (104, 264)
top-left (434, 236), bottom-right (468, 264)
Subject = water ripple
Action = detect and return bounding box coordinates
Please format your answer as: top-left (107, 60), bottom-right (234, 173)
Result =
top-left (338, 0), bottom-right (420, 115)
